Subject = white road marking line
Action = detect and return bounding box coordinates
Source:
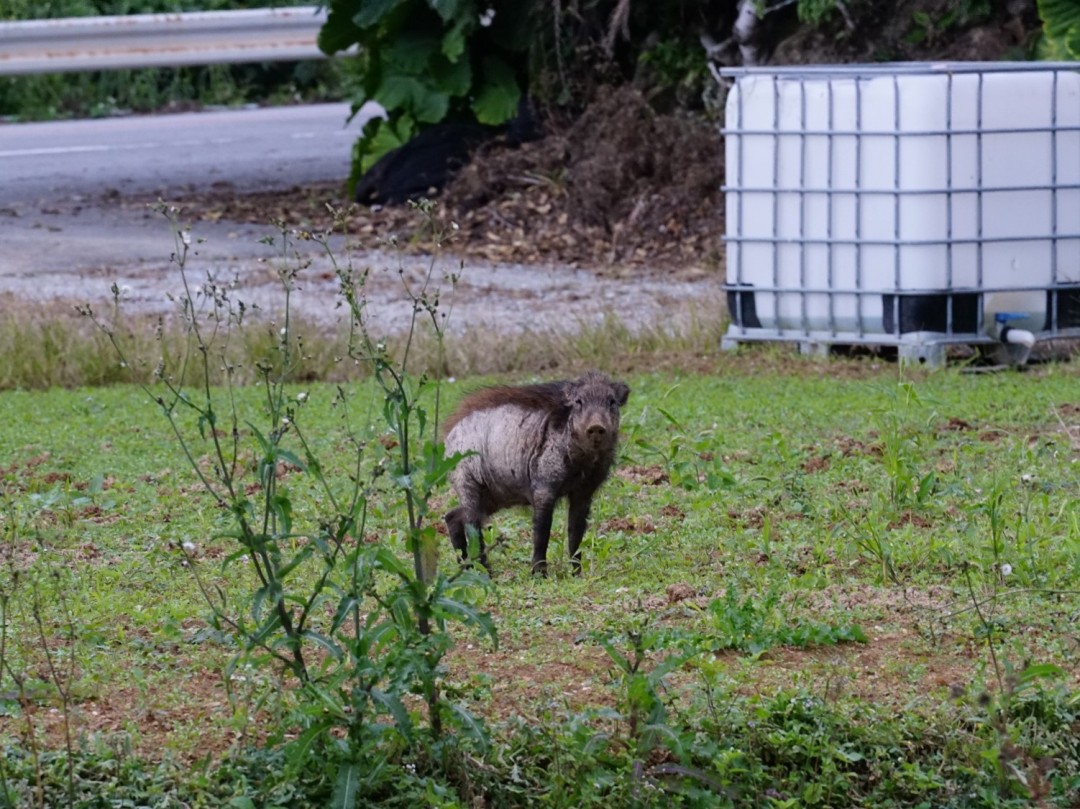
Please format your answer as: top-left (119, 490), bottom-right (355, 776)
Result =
top-left (0, 142), bottom-right (168, 158)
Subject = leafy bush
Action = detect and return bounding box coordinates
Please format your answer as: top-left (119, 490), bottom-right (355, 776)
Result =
top-left (319, 0), bottom-right (532, 188)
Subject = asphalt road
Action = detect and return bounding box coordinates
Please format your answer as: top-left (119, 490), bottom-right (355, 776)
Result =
top-left (0, 102), bottom-right (714, 338)
top-left (0, 101), bottom-right (362, 206)
top-left (0, 102), bottom-right (365, 295)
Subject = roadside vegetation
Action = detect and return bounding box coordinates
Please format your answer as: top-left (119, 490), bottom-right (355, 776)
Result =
top-left (0, 290), bottom-right (724, 393)
top-left (1, 207), bottom-right (1079, 807)
top-left (0, 1), bottom-right (345, 121)
top-left (318, 0), bottom-right (1076, 189)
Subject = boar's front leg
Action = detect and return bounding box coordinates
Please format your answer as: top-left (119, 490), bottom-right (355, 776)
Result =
top-left (567, 491), bottom-right (594, 575)
top-left (530, 490), bottom-right (557, 576)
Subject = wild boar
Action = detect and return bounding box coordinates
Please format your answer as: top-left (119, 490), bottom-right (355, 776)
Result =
top-left (443, 371), bottom-right (631, 575)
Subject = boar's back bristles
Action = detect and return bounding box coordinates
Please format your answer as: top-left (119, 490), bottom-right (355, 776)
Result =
top-left (442, 381), bottom-right (569, 437)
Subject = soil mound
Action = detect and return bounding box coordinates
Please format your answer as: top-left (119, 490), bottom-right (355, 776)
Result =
top-left (439, 86), bottom-right (724, 272)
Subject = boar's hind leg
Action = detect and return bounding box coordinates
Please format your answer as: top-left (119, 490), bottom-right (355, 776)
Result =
top-left (445, 506), bottom-right (489, 570)
top-left (567, 491), bottom-right (593, 575)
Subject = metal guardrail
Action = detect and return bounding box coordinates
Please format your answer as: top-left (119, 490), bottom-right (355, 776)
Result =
top-left (0, 6), bottom-right (331, 76)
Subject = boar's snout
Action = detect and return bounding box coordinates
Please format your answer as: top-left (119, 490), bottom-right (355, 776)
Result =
top-left (579, 409), bottom-right (617, 450)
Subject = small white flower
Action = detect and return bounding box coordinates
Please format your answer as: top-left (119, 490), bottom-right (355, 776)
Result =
top-left (182, 541), bottom-right (196, 553)
top-left (180, 231), bottom-right (191, 246)
top-left (1000, 563), bottom-right (1013, 577)
top-left (282, 416), bottom-right (291, 426)
top-left (479, 7), bottom-right (495, 26)
top-left (1020, 473), bottom-right (1034, 484)
top-left (296, 391), bottom-right (308, 403)
top-left (279, 327), bottom-right (287, 337)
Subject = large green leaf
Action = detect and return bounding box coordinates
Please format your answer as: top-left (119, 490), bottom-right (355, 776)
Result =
top-left (354, 0), bottom-right (409, 30)
top-left (429, 0), bottom-right (472, 24)
top-left (441, 12), bottom-right (474, 61)
top-left (433, 593), bottom-right (497, 644)
top-left (447, 700), bottom-right (489, 752)
top-left (432, 54), bottom-right (472, 97)
top-left (318, 2), bottom-right (363, 55)
top-left (330, 762), bottom-right (360, 809)
top-left (357, 115), bottom-right (416, 173)
top-left (284, 719), bottom-right (334, 773)
top-left (376, 75), bottom-right (450, 123)
top-left (301, 629), bottom-right (344, 661)
top-left (384, 31), bottom-right (440, 72)
top-left (470, 55), bottom-right (520, 125)
top-left (370, 687), bottom-right (414, 735)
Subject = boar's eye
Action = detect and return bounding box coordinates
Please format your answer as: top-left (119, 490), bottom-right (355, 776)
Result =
top-left (573, 397), bottom-right (584, 408)
top-left (608, 396), bottom-right (617, 407)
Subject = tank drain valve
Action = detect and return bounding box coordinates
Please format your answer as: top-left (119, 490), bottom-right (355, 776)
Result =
top-left (994, 312), bottom-right (1036, 367)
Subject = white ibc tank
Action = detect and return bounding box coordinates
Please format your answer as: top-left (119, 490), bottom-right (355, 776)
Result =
top-left (723, 63), bottom-right (1080, 346)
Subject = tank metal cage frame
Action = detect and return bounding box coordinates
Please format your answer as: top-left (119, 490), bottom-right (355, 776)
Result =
top-left (719, 62), bottom-right (1080, 365)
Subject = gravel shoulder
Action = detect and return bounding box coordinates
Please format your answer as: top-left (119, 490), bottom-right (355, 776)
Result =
top-left (0, 195), bottom-right (721, 339)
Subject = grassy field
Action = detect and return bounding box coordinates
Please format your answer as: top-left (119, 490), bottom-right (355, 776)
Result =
top-left (1, 346), bottom-right (1079, 806)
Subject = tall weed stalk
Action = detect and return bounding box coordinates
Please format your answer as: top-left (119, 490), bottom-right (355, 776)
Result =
top-left (0, 495), bottom-right (85, 809)
top-left (82, 202), bottom-right (495, 805)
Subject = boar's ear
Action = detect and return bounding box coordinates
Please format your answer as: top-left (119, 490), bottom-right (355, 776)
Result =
top-left (560, 382), bottom-right (580, 408)
top-left (613, 382), bottom-right (630, 407)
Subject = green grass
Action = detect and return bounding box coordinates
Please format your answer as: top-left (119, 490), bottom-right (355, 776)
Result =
top-left (2, 357), bottom-right (1079, 806)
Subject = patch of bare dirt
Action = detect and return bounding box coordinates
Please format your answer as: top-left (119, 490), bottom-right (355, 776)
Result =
top-left (600, 515), bottom-right (658, 535)
top-left (615, 464), bottom-right (670, 486)
top-left (4, 666), bottom-right (249, 765)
